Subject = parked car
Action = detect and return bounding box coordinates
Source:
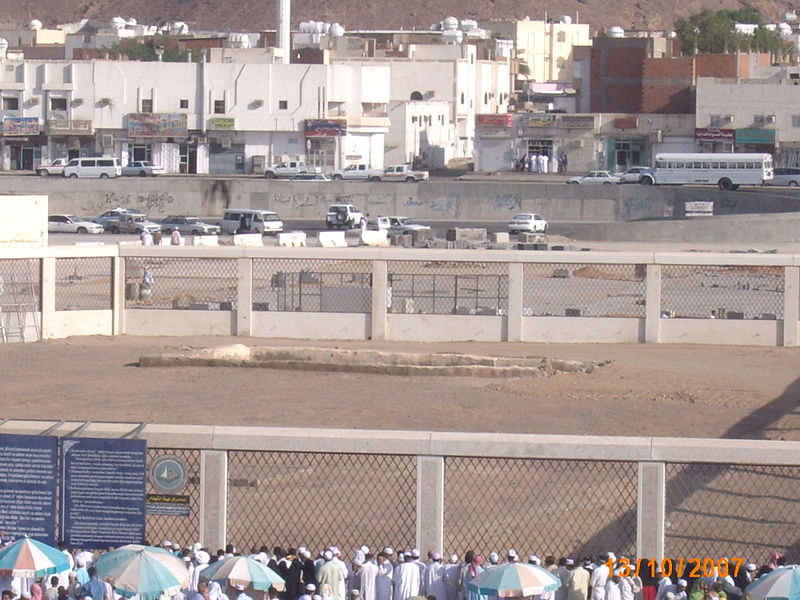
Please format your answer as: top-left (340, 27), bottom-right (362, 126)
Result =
top-left (290, 173), bottom-right (331, 181)
top-left (37, 158), bottom-right (69, 177)
top-left (616, 166), bottom-right (655, 184)
top-left (219, 209), bottom-right (283, 235)
top-left (381, 164), bottom-right (430, 182)
top-left (508, 213), bottom-right (548, 233)
top-left (91, 207), bottom-right (141, 229)
top-left (370, 216), bottom-right (431, 234)
top-left (566, 170), bottom-right (621, 184)
top-left (769, 167), bottom-right (800, 187)
top-left (161, 216), bottom-right (220, 235)
top-left (48, 214), bottom-right (104, 234)
top-left (121, 161), bottom-right (165, 177)
top-left (326, 204), bottom-right (366, 229)
top-left (263, 160), bottom-right (319, 179)
top-left (63, 157), bottom-right (122, 179)
top-left (105, 213), bottom-right (161, 235)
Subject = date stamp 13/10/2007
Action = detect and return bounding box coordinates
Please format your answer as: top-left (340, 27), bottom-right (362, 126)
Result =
top-left (606, 557), bottom-right (745, 579)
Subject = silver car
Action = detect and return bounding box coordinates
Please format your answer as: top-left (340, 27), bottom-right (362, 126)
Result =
top-left (617, 166), bottom-right (655, 184)
top-left (160, 216), bottom-right (220, 235)
top-left (508, 213), bottom-right (548, 233)
top-left (48, 214), bottom-right (104, 234)
top-left (770, 167), bottom-right (800, 187)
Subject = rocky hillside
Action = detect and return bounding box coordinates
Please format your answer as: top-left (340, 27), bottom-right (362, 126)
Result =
top-left (1, 0), bottom-right (792, 36)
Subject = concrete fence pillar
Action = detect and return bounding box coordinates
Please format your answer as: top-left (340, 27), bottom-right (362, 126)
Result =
top-left (371, 260), bottom-right (388, 341)
top-left (416, 455), bottom-right (445, 554)
top-left (40, 257), bottom-right (56, 339)
top-left (236, 258), bottom-right (253, 336)
top-left (112, 256), bottom-right (125, 335)
top-left (199, 450), bottom-right (228, 550)
top-left (636, 461), bottom-right (665, 561)
top-left (644, 264), bottom-right (662, 344)
top-left (507, 262), bottom-right (524, 342)
top-left (783, 266), bottom-right (799, 347)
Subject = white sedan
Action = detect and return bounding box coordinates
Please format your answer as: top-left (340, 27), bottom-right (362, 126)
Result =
top-left (121, 161), bottom-right (165, 177)
top-left (508, 213), bottom-right (548, 233)
top-left (48, 214), bottom-right (104, 234)
top-left (566, 170), bottom-right (621, 184)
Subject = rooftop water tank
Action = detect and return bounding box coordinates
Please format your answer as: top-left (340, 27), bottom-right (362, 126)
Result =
top-left (126, 18), bottom-right (137, 26)
top-left (110, 16), bottom-right (126, 30)
top-left (443, 16), bottom-right (459, 30)
top-left (459, 19), bottom-right (477, 30)
top-left (330, 23), bottom-right (345, 37)
top-left (442, 29), bottom-right (463, 43)
top-left (559, 15), bottom-right (572, 24)
top-left (29, 19), bottom-right (43, 30)
top-left (608, 26), bottom-right (625, 37)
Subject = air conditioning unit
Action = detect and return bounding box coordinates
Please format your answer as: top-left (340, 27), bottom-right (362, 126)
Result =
top-left (72, 98), bottom-right (83, 106)
top-left (725, 115), bottom-right (734, 122)
top-left (767, 115), bottom-right (776, 123)
top-left (29, 97), bottom-right (39, 105)
top-left (252, 99), bottom-right (264, 108)
top-left (99, 97), bottom-right (112, 106)
top-left (101, 134), bottom-right (114, 147)
top-left (196, 136), bottom-right (208, 144)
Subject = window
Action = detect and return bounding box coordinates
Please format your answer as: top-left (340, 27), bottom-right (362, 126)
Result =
top-left (278, 100), bottom-right (288, 110)
top-left (141, 99), bottom-right (153, 113)
top-left (2, 97), bottom-right (19, 110)
top-left (214, 100), bottom-right (225, 114)
top-left (410, 91), bottom-right (423, 101)
top-left (50, 97), bottom-right (67, 111)
top-left (180, 99), bottom-right (189, 109)
top-left (754, 114), bottom-right (766, 124)
top-left (792, 115), bottom-right (800, 127)
top-left (709, 115), bottom-right (724, 127)
top-left (557, 31), bottom-right (566, 43)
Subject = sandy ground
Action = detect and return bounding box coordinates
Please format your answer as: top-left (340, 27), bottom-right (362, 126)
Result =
top-left (2, 335), bottom-right (799, 441)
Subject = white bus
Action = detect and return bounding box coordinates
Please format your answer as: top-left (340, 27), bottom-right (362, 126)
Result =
top-left (644, 153), bottom-right (773, 190)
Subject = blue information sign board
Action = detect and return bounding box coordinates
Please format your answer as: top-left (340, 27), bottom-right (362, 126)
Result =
top-left (0, 434), bottom-right (58, 544)
top-left (61, 438), bottom-right (147, 549)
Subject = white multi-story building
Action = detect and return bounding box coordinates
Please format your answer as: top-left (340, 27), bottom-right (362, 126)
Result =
top-left (0, 51), bottom-right (390, 173)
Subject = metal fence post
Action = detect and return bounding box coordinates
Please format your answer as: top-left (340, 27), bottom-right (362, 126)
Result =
top-left (644, 264), bottom-right (662, 344)
top-left (200, 450), bottom-right (228, 550)
top-left (237, 258), bottom-right (253, 336)
top-left (783, 266), bottom-right (799, 347)
top-left (372, 260), bottom-right (388, 341)
top-left (507, 262), bottom-right (524, 342)
top-left (416, 455), bottom-right (445, 554)
top-left (40, 257), bottom-right (56, 339)
top-left (637, 461), bottom-right (665, 561)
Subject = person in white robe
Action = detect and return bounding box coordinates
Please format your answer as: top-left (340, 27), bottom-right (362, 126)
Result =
top-left (566, 559), bottom-right (590, 600)
top-left (590, 555), bottom-right (612, 600)
top-left (424, 554), bottom-right (446, 600)
top-left (604, 573), bottom-right (622, 600)
top-left (189, 551), bottom-right (210, 592)
top-left (358, 556), bottom-right (379, 600)
top-left (318, 552), bottom-right (345, 600)
top-left (442, 555), bottom-right (460, 600)
top-left (375, 555), bottom-right (393, 600)
top-left (394, 556), bottom-right (420, 600)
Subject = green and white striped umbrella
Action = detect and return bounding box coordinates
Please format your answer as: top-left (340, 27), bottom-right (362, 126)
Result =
top-left (96, 544), bottom-right (188, 600)
top-left (0, 537), bottom-right (70, 578)
top-left (201, 556), bottom-right (285, 591)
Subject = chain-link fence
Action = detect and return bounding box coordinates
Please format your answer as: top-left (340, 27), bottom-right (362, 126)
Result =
top-left (226, 451), bottom-right (416, 557)
top-left (124, 257), bottom-right (237, 310)
top-left (55, 257), bottom-right (113, 311)
top-left (664, 463), bottom-right (800, 564)
top-left (0, 258), bottom-right (41, 342)
top-left (444, 457), bottom-right (638, 558)
top-left (661, 265), bottom-right (784, 320)
top-left (387, 261), bottom-right (509, 315)
top-left (252, 258), bottom-right (373, 313)
top-left (146, 449), bottom-right (201, 547)
top-left (522, 263), bottom-right (646, 318)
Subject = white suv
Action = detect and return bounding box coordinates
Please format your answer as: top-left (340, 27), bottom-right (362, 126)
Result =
top-left (326, 204), bottom-right (366, 230)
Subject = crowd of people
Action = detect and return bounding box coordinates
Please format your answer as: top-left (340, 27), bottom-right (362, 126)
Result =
top-left (0, 540), bottom-right (791, 600)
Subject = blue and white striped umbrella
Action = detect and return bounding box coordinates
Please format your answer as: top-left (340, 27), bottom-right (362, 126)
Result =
top-left (96, 544), bottom-right (188, 600)
top-left (468, 563), bottom-right (561, 597)
top-left (0, 537), bottom-right (70, 578)
top-left (747, 565), bottom-right (800, 600)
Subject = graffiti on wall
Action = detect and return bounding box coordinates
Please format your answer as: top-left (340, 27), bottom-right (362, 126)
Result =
top-left (83, 191), bottom-right (175, 214)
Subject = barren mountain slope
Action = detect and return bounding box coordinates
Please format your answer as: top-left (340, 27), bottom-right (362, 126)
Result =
top-left (1, 0), bottom-right (791, 37)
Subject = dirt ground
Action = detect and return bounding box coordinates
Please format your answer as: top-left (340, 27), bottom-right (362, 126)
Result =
top-left (2, 335), bottom-right (798, 441)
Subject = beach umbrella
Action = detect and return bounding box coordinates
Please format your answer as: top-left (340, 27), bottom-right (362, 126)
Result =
top-left (96, 544), bottom-right (189, 600)
top-left (747, 565), bottom-right (800, 600)
top-left (0, 537), bottom-right (70, 578)
top-left (468, 563), bottom-right (561, 597)
top-left (200, 556), bottom-right (285, 591)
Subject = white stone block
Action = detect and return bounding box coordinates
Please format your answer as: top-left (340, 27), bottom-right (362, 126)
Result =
top-left (233, 233), bottom-right (264, 247)
top-left (278, 231), bottom-right (307, 247)
top-left (318, 231), bottom-right (348, 248)
top-left (360, 229), bottom-right (389, 247)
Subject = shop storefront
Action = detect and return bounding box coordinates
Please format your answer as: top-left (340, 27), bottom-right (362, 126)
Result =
top-left (305, 119), bottom-right (346, 171)
top-left (2, 117), bottom-right (43, 171)
top-left (735, 128), bottom-right (776, 154)
top-left (124, 113), bottom-right (187, 174)
top-left (695, 128), bottom-right (734, 153)
top-left (46, 119), bottom-right (95, 162)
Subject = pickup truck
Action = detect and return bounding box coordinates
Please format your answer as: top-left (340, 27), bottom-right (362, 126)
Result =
top-left (37, 158), bottom-right (69, 177)
top-left (381, 164), bottom-right (430, 183)
top-left (326, 204), bottom-right (366, 230)
top-left (264, 160), bottom-right (319, 179)
top-left (370, 216), bottom-right (432, 235)
top-left (105, 213), bottom-right (162, 235)
top-left (330, 164), bottom-right (384, 181)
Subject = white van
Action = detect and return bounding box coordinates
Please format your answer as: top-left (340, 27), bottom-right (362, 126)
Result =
top-left (220, 209), bottom-right (283, 235)
top-left (63, 157), bottom-right (122, 179)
